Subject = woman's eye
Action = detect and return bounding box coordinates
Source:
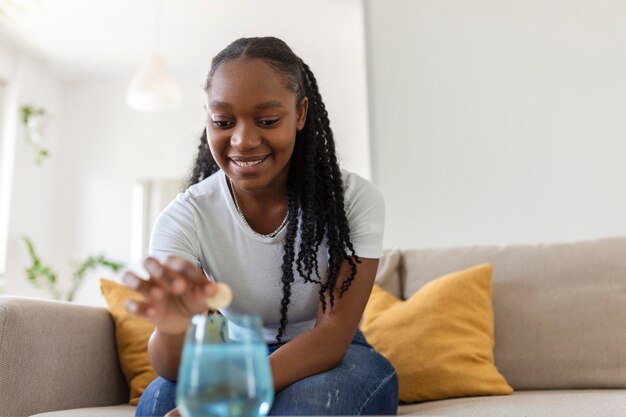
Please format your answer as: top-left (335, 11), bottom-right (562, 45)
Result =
top-left (258, 119), bottom-right (279, 127)
top-left (212, 120), bottom-right (234, 128)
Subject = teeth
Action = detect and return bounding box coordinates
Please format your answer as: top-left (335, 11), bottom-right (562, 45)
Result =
top-left (233, 159), bottom-right (263, 167)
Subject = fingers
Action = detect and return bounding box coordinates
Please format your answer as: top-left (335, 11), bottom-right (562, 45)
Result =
top-left (165, 407), bottom-right (181, 417)
top-left (163, 256), bottom-right (203, 282)
top-left (124, 298), bottom-right (156, 319)
top-left (164, 256), bottom-right (217, 297)
top-left (143, 256), bottom-right (205, 295)
top-left (123, 292), bottom-right (185, 322)
top-left (121, 256), bottom-right (217, 322)
top-left (122, 270), bottom-right (164, 298)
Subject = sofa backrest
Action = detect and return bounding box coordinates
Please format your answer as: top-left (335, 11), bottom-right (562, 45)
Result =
top-left (0, 296), bottom-right (129, 416)
top-left (376, 236), bottom-right (626, 390)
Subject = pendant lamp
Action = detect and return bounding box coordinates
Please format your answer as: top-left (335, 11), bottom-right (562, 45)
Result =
top-left (126, 0), bottom-right (181, 112)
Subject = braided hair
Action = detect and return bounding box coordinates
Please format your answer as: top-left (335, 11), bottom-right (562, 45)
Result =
top-left (186, 37), bottom-right (360, 342)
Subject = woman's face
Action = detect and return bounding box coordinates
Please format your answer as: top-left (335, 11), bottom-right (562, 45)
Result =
top-left (205, 58), bottom-right (308, 195)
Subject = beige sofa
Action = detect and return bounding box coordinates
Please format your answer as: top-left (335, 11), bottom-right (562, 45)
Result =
top-left (1, 236), bottom-right (625, 416)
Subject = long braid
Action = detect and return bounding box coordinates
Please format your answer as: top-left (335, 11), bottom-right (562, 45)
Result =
top-left (300, 60), bottom-right (361, 306)
top-left (278, 187), bottom-right (300, 341)
top-left (186, 129), bottom-right (219, 188)
top-left (187, 37), bottom-right (361, 342)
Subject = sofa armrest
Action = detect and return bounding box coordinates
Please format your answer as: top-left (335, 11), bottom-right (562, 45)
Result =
top-left (0, 296), bottom-right (129, 416)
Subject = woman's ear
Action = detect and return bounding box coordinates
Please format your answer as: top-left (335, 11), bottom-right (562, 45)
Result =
top-left (296, 96), bottom-right (309, 131)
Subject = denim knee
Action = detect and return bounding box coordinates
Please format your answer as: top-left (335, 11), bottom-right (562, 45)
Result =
top-left (270, 343), bottom-right (398, 415)
top-left (357, 361), bottom-right (398, 415)
top-left (135, 376), bottom-right (177, 417)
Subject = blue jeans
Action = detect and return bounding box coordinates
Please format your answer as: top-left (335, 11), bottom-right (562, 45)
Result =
top-left (136, 330), bottom-right (398, 416)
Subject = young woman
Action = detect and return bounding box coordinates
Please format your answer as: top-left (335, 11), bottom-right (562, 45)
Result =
top-left (123, 37), bottom-right (398, 416)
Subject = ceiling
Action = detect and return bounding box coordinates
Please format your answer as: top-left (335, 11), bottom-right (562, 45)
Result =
top-left (0, 0), bottom-right (360, 80)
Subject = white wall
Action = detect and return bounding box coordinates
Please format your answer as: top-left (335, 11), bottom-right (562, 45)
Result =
top-left (365, 0), bottom-right (626, 249)
top-left (53, 74), bottom-right (204, 306)
top-left (0, 38), bottom-right (17, 279)
top-left (29, 2), bottom-right (371, 306)
top-left (1, 48), bottom-right (66, 299)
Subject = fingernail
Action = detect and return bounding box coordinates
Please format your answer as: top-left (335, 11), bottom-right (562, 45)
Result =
top-left (125, 300), bottom-right (137, 313)
top-left (169, 259), bottom-right (186, 272)
top-left (145, 259), bottom-right (163, 276)
top-left (123, 273), bottom-right (140, 289)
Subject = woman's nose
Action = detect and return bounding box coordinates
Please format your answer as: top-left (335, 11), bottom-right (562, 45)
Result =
top-left (230, 122), bottom-right (261, 149)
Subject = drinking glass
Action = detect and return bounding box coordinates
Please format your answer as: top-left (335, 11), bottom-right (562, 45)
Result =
top-left (176, 313), bottom-right (274, 417)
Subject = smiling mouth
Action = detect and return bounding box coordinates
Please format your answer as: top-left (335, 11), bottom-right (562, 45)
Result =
top-left (232, 159), bottom-right (264, 167)
top-left (230, 155), bottom-right (269, 167)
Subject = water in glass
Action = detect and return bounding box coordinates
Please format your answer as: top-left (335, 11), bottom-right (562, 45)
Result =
top-left (176, 314), bottom-right (274, 417)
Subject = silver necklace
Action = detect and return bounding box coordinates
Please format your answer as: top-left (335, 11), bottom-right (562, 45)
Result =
top-left (229, 178), bottom-right (288, 238)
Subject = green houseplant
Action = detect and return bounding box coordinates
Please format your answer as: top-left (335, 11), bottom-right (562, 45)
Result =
top-left (20, 105), bottom-right (50, 165)
top-left (23, 236), bottom-right (124, 301)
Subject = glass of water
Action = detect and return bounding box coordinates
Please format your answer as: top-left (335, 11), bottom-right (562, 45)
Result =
top-left (176, 313), bottom-right (274, 417)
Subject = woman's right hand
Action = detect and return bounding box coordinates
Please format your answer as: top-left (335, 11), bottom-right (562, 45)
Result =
top-left (122, 256), bottom-right (217, 335)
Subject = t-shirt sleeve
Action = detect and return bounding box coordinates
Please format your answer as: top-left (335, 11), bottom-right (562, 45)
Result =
top-left (343, 172), bottom-right (386, 259)
top-left (148, 194), bottom-right (201, 267)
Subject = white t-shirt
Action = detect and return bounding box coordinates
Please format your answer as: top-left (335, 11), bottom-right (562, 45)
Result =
top-left (149, 168), bottom-right (385, 343)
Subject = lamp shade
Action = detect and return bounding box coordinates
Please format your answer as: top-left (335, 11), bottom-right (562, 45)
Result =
top-left (126, 54), bottom-right (182, 112)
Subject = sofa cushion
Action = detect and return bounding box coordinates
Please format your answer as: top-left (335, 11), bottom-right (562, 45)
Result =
top-left (100, 279), bottom-right (158, 405)
top-left (361, 264), bottom-right (512, 403)
top-left (397, 389), bottom-right (626, 416)
top-left (400, 236), bottom-right (626, 390)
top-left (30, 404), bottom-right (136, 417)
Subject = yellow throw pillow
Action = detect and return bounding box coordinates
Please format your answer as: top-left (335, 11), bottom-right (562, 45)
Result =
top-left (361, 264), bottom-right (513, 403)
top-left (100, 278), bottom-right (158, 405)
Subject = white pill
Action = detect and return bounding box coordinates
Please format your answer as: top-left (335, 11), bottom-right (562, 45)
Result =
top-left (205, 282), bottom-right (233, 310)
